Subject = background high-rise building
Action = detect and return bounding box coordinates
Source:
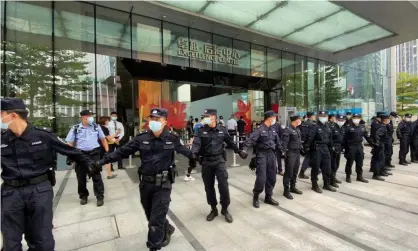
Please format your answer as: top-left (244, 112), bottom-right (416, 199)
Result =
top-left (396, 39), bottom-right (418, 75)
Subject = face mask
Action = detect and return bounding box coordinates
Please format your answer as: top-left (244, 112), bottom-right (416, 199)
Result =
top-left (87, 117), bottom-right (95, 125)
top-left (304, 118), bottom-right (308, 121)
top-left (296, 120), bottom-right (302, 126)
top-left (1, 114), bottom-right (12, 130)
top-left (271, 119), bottom-right (276, 125)
top-left (149, 121), bottom-right (163, 132)
top-left (346, 116), bottom-right (352, 120)
top-left (337, 121), bottom-right (345, 127)
top-left (353, 119), bottom-right (360, 125)
top-left (405, 118), bottom-right (411, 122)
top-left (203, 117), bottom-right (211, 125)
top-left (318, 117), bottom-right (327, 124)
top-left (111, 116), bottom-right (117, 121)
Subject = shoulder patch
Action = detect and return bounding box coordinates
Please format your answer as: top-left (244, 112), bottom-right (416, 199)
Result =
top-left (137, 130), bottom-right (148, 135)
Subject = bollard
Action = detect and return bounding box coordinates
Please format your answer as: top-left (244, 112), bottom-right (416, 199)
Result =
top-left (126, 136), bottom-right (135, 168)
top-left (230, 135), bottom-right (240, 167)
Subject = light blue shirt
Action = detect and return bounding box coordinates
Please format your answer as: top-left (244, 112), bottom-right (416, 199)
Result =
top-left (65, 123), bottom-right (105, 151)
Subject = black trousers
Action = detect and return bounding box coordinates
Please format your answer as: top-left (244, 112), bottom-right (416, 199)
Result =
top-left (411, 138), bottom-right (418, 161)
top-left (301, 153), bottom-right (310, 171)
top-left (109, 144), bottom-right (124, 168)
top-left (385, 139), bottom-right (393, 164)
top-left (276, 150), bottom-right (283, 173)
top-left (201, 156), bottom-right (230, 209)
top-left (75, 150), bottom-right (104, 199)
top-left (254, 151), bottom-right (277, 196)
top-left (310, 146), bottom-right (331, 184)
top-left (330, 145), bottom-right (341, 177)
top-left (345, 144), bottom-right (364, 175)
top-left (140, 181), bottom-right (172, 250)
top-left (371, 146), bottom-right (384, 175)
top-left (283, 150), bottom-right (300, 188)
top-left (1, 181), bottom-right (54, 251)
top-left (399, 137), bottom-right (410, 162)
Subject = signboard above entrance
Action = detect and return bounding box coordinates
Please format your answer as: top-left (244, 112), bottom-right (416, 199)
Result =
top-left (177, 38), bottom-right (241, 66)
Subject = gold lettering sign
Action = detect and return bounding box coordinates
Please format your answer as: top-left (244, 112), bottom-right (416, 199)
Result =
top-left (176, 38), bottom-right (240, 66)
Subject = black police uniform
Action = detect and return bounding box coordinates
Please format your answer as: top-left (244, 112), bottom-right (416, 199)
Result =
top-left (242, 111), bottom-right (282, 208)
top-left (342, 115), bottom-right (372, 183)
top-left (281, 116), bottom-right (303, 200)
top-left (191, 109), bottom-right (245, 223)
top-left (411, 119), bottom-right (418, 163)
top-left (272, 123), bottom-right (284, 174)
top-left (1, 98), bottom-right (94, 251)
top-left (385, 119), bottom-right (395, 167)
top-left (304, 111), bottom-right (335, 193)
top-left (370, 115), bottom-right (388, 180)
top-left (298, 112), bottom-right (316, 179)
top-left (327, 117), bottom-right (344, 186)
top-left (397, 115), bottom-right (412, 165)
top-left (98, 108), bottom-right (195, 251)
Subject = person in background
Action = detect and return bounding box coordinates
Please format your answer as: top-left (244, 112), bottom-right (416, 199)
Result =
top-left (272, 117), bottom-right (284, 175)
top-left (397, 113), bottom-right (412, 165)
top-left (411, 115), bottom-right (418, 163)
top-left (108, 111), bottom-right (125, 170)
top-left (251, 120), bottom-right (257, 132)
top-left (298, 112), bottom-right (316, 179)
top-left (385, 112), bottom-right (398, 167)
top-left (237, 116), bottom-right (247, 143)
top-left (218, 115), bottom-right (225, 127)
top-left (344, 112), bottom-right (352, 126)
top-left (227, 115), bottom-right (238, 136)
top-left (187, 116), bottom-right (194, 139)
top-left (193, 117), bottom-right (204, 135)
top-left (184, 117), bottom-right (204, 182)
top-left (98, 116), bottom-right (117, 179)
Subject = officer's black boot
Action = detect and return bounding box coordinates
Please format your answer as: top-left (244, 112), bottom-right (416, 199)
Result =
top-left (264, 195), bottom-right (279, 206)
top-left (335, 174), bottom-right (342, 184)
top-left (80, 197), bottom-right (88, 205)
top-left (221, 208), bottom-right (233, 223)
top-left (346, 174), bottom-right (351, 183)
top-left (298, 169), bottom-right (309, 179)
top-left (372, 174), bottom-right (385, 181)
top-left (283, 186), bottom-right (293, 200)
top-left (323, 180), bottom-right (337, 192)
top-left (253, 193), bottom-right (260, 208)
top-left (162, 224), bottom-right (176, 247)
top-left (97, 197), bottom-right (104, 207)
top-left (356, 174), bottom-right (369, 183)
top-left (311, 180), bottom-right (322, 193)
top-left (290, 184), bottom-right (303, 195)
top-left (330, 176), bottom-right (339, 188)
top-left (206, 206), bottom-right (218, 221)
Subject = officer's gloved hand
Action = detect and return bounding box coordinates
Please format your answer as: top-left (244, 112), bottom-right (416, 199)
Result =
top-left (238, 150), bottom-right (248, 159)
top-left (300, 149), bottom-right (306, 157)
top-left (88, 161), bottom-right (102, 175)
top-left (189, 158), bottom-right (197, 168)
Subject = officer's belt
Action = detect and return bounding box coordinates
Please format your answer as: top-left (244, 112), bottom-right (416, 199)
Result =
top-left (3, 174), bottom-right (48, 187)
top-left (81, 147), bottom-right (100, 155)
top-left (256, 148), bottom-right (274, 153)
top-left (141, 172), bottom-right (169, 184)
top-left (202, 154), bottom-right (223, 158)
top-left (347, 141), bottom-right (363, 145)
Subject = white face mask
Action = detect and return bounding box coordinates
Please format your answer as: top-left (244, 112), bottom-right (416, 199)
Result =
top-left (271, 119), bottom-right (276, 125)
top-left (405, 118), bottom-right (411, 122)
top-left (203, 117), bottom-right (211, 125)
top-left (318, 117), bottom-right (327, 124)
top-left (353, 119), bottom-right (361, 125)
top-left (337, 121), bottom-right (345, 127)
top-left (346, 115), bottom-right (352, 120)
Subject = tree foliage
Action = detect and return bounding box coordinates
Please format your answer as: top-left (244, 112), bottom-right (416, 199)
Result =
top-left (396, 72), bottom-right (418, 113)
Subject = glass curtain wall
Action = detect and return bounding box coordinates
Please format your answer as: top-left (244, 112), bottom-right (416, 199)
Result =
top-left (1, 1), bottom-right (393, 135)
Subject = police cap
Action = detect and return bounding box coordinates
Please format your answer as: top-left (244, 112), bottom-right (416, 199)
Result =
top-left (328, 114), bottom-right (335, 119)
top-left (352, 113), bottom-right (362, 118)
top-left (80, 109), bottom-right (95, 116)
top-left (376, 111), bottom-right (385, 117)
top-left (381, 114), bottom-right (390, 119)
top-left (203, 109), bottom-right (217, 116)
top-left (290, 115), bottom-right (300, 122)
top-left (346, 112), bottom-right (352, 115)
top-left (150, 108), bottom-right (168, 118)
top-left (306, 112), bottom-right (315, 117)
top-left (404, 113), bottom-right (412, 118)
top-left (318, 111), bottom-right (328, 116)
top-left (390, 111), bottom-right (398, 117)
top-left (336, 115), bottom-right (345, 120)
top-left (264, 110), bottom-right (276, 118)
top-left (1, 97), bottom-right (26, 111)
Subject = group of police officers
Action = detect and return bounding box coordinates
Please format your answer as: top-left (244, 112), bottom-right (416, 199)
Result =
top-left (2, 96), bottom-right (418, 251)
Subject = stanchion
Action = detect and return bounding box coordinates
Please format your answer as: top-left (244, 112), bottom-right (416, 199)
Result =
top-left (126, 136), bottom-right (135, 168)
top-left (230, 135), bottom-right (240, 167)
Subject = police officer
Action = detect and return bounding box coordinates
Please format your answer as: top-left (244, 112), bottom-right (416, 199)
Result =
top-left (410, 115), bottom-right (418, 163)
top-left (281, 115), bottom-right (303, 200)
top-left (272, 119), bottom-right (284, 175)
top-left (1, 98), bottom-right (96, 251)
top-left (298, 111), bottom-right (316, 179)
top-left (397, 113), bottom-right (412, 165)
top-left (370, 112), bottom-right (389, 180)
top-left (97, 108), bottom-right (196, 251)
top-left (343, 114), bottom-right (372, 183)
top-left (192, 109), bottom-right (247, 222)
top-left (344, 112), bottom-right (352, 126)
top-left (385, 112), bottom-right (398, 167)
top-left (66, 109), bottom-right (108, 206)
top-left (304, 111), bottom-right (335, 193)
top-left (242, 111), bottom-right (282, 208)
top-left (327, 114), bottom-right (344, 187)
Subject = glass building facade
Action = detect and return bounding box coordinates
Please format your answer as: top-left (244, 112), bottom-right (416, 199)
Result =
top-left (0, 1), bottom-right (393, 138)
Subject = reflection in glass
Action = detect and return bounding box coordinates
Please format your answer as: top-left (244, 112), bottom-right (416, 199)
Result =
top-left (163, 22), bottom-right (189, 67)
top-left (132, 15), bottom-right (161, 62)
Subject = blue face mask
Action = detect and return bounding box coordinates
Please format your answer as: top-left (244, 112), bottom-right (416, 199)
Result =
top-left (111, 116), bottom-right (117, 121)
top-left (318, 117), bottom-right (327, 124)
top-left (87, 117), bottom-right (95, 125)
top-left (149, 121), bottom-right (163, 132)
top-left (1, 114), bottom-right (12, 130)
top-left (203, 117), bottom-right (211, 125)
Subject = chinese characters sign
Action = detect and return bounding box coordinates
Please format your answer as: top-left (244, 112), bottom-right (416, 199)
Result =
top-left (177, 38), bottom-right (240, 66)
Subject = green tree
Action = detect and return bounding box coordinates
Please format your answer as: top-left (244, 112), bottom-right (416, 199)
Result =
top-left (396, 72), bottom-right (418, 114)
top-left (4, 42), bottom-right (94, 120)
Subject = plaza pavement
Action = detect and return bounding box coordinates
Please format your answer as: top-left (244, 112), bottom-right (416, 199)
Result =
top-left (10, 145), bottom-right (418, 251)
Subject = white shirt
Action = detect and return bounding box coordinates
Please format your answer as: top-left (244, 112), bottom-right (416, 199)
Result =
top-left (108, 120), bottom-right (125, 140)
top-left (227, 119), bottom-right (237, 130)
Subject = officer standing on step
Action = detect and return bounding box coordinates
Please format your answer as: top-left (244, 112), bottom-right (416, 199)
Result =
top-left (66, 109), bottom-right (108, 207)
top-left (242, 110), bottom-right (282, 208)
top-left (342, 114), bottom-right (372, 183)
top-left (304, 111), bottom-right (336, 193)
top-left (281, 115), bottom-right (303, 200)
top-left (1, 98), bottom-right (96, 251)
top-left (327, 114), bottom-right (344, 187)
top-left (97, 108), bottom-right (196, 251)
top-left (397, 113), bottom-right (412, 165)
top-left (192, 109), bottom-right (247, 223)
top-left (370, 112), bottom-right (389, 180)
top-left (298, 111), bottom-right (316, 179)
top-left (385, 112), bottom-right (397, 167)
